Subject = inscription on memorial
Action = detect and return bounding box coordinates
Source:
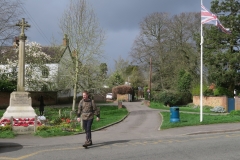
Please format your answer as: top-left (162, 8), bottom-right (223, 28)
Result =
top-left (11, 92), bottom-right (31, 106)
top-left (8, 110), bottom-right (32, 113)
top-left (12, 98), bottom-right (30, 104)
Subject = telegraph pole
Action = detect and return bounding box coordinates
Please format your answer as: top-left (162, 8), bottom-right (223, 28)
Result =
top-left (149, 57), bottom-right (152, 100)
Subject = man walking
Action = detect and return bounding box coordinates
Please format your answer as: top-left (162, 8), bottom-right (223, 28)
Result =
top-left (77, 91), bottom-right (100, 147)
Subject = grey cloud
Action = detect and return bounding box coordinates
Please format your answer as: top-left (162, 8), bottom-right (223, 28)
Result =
top-left (21, 0), bottom-right (212, 68)
top-left (89, 0), bottom-right (211, 31)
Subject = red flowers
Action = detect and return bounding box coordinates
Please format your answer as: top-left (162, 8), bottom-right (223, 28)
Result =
top-left (61, 118), bottom-right (71, 124)
top-left (0, 118), bottom-right (10, 126)
top-left (0, 118), bottom-right (42, 127)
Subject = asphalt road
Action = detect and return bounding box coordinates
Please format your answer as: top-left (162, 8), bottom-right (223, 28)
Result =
top-left (1, 101), bottom-right (240, 160)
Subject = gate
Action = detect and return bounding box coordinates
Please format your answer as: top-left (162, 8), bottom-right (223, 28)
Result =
top-left (228, 98), bottom-right (235, 112)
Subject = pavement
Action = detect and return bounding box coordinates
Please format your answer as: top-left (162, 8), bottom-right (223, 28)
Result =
top-left (1, 101), bottom-right (240, 146)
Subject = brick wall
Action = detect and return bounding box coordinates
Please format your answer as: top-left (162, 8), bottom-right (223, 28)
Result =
top-left (193, 96), bottom-right (228, 110)
top-left (0, 92), bottom-right (58, 108)
top-left (31, 91), bottom-right (58, 106)
top-left (0, 92), bottom-right (11, 108)
top-left (234, 97), bottom-right (240, 110)
top-left (0, 92), bottom-right (106, 109)
top-left (117, 94), bottom-right (129, 102)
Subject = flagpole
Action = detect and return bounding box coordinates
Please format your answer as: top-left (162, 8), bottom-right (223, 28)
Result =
top-left (200, 0), bottom-right (203, 122)
top-left (200, 0), bottom-right (231, 122)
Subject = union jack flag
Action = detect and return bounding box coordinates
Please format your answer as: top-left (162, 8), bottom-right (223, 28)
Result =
top-left (201, 5), bottom-right (231, 34)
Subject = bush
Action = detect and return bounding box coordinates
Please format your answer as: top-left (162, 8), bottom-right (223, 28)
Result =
top-left (152, 91), bottom-right (191, 106)
top-left (178, 92), bottom-right (192, 105)
top-left (0, 125), bottom-right (12, 131)
top-left (0, 80), bottom-right (17, 92)
top-left (191, 84), bottom-right (208, 96)
top-left (37, 125), bottom-right (52, 131)
top-left (151, 91), bottom-right (160, 102)
top-left (156, 90), bottom-right (181, 107)
top-left (51, 117), bottom-right (62, 125)
top-left (203, 89), bottom-right (214, 96)
top-left (213, 87), bottom-right (232, 97)
top-left (177, 70), bottom-right (192, 92)
top-left (112, 85), bottom-right (133, 99)
top-left (192, 84), bottom-right (232, 97)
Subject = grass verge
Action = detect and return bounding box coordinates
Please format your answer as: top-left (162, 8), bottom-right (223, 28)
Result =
top-left (150, 101), bottom-right (240, 130)
top-left (0, 105), bottom-right (128, 138)
top-left (0, 130), bottom-right (15, 138)
top-left (161, 111), bottom-right (240, 130)
top-left (150, 101), bottom-right (213, 113)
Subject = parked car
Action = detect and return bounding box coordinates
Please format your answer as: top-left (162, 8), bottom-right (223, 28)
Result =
top-left (106, 93), bottom-right (112, 99)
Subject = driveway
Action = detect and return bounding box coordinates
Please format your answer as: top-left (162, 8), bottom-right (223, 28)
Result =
top-left (94, 101), bottom-right (161, 141)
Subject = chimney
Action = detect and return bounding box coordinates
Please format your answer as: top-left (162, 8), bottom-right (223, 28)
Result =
top-left (63, 34), bottom-right (69, 47)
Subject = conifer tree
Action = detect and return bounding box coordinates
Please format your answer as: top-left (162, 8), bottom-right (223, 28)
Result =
top-left (203, 0), bottom-right (240, 93)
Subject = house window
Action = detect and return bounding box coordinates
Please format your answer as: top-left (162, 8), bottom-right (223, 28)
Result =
top-left (42, 67), bottom-right (49, 78)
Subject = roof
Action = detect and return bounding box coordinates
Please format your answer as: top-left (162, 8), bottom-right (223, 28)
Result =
top-left (0, 45), bottom-right (66, 65)
top-left (0, 34), bottom-right (72, 65)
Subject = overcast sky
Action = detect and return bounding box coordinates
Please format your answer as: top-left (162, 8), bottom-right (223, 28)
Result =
top-left (21, 0), bottom-right (211, 71)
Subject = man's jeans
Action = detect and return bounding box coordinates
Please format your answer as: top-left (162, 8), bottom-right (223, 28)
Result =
top-left (83, 119), bottom-right (93, 141)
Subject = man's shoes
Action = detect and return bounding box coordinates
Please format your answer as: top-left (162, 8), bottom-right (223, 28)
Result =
top-left (82, 143), bottom-right (88, 148)
top-left (83, 140), bottom-right (92, 147)
top-left (87, 140), bottom-right (92, 146)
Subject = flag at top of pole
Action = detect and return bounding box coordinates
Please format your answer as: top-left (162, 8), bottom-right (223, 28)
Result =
top-left (201, 4), bottom-right (231, 34)
top-left (199, 1), bottom-right (231, 122)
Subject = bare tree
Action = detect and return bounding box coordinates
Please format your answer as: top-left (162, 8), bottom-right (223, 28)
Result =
top-left (130, 12), bottom-right (172, 90)
top-left (114, 56), bottom-right (130, 80)
top-left (0, 0), bottom-right (22, 46)
top-left (167, 12), bottom-right (200, 82)
top-left (130, 12), bottom-right (200, 91)
top-left (59, 0), bottom-right (105, 110)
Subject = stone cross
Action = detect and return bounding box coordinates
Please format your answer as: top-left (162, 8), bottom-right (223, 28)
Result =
top-left (16, 18), bottom-right (30, 91)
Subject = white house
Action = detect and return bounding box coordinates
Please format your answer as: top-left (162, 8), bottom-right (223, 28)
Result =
top-left (0, 35), bottom-right (81, 98)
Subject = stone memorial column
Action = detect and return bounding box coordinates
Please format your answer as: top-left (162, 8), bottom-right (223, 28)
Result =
top-left (17, 18), bottom-right (29, 91)
top-left (1, 18), bottom-right (37, 134)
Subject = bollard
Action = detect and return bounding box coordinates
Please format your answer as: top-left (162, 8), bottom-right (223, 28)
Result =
top-left (59, 109), bottom-right (61, 117)
top-left (34, 115), bottom-right (37, 133)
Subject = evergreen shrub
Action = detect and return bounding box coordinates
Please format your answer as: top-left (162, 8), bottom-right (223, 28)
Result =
top-left (155, 90), bottom-right (181, 107)
top-left (213, 87), bottom-right (232, 97)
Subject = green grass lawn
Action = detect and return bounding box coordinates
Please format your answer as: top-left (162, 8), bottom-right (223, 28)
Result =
top-left (160, 111), bottom-right (240, 129)
top-left (91, 106), bottom-right (128, 130)
top-left (0, 105), bottom-right (128, 138)
top-left (2, 102), bottom-right (240, 138)
top-left (150, 101), bottom-right (213, 113)
top-left (150, 101), bottom-right (240, 130)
